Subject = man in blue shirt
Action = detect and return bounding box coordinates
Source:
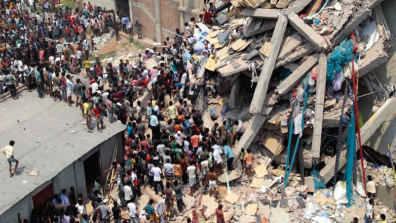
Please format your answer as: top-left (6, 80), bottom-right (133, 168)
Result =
top-left (223, 141), bottom-right (234, 171)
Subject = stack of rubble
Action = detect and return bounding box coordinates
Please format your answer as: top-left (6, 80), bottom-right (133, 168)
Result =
top-left (194, 0), bottom-right (396, 185)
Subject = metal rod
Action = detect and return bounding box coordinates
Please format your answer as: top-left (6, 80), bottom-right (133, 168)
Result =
top-left (357, 91), bottom-right (377, 98)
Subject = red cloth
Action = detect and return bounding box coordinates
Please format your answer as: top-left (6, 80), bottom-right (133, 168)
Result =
top-left (204, 11), bottom-right (212, 23)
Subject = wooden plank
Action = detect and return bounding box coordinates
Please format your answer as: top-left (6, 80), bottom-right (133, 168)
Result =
top-left (250, 15), bottom-right (288, 114)
top-left (276, 53), bottom-right (319, 95)
top-left (287, 12), bottom-right (328, 50)
top-left (306, 0), bottom-right (323, 16)
top-left (311, 53), bottom-right (327, 159)
top-left (320, 97), bottom-right (396, 183)
top-left (242, 8), bottom-right (280, 19)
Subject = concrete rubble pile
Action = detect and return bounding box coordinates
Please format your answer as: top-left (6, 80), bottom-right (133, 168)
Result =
top-left (168, 0), bottom-right (396, 221)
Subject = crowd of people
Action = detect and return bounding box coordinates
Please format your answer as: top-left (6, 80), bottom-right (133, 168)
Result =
top-left (0, 0), bottom-right (254, 222)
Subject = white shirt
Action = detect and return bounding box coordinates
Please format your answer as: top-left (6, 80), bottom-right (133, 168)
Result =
top-left (76, 204), bottom-right (86, 214)
top-left (213, 149), bottom-right (223, 163)
top-left (366, 203), bottom-right (373, 218)
top-left (76, 50), bottom-right (82, 59)
top-left (123, 185), bottom-right (133, 201)
top-left (128, 202), bottom-right (137, 217)
top-left (155, 199), bottom-right (165, 215)
top-left (187, 165), bottom-right (196, 178)
top-left (181, 73), bottom-right (187, 85)
top-left (152, 167), bottom-right (162, 182)
top-left (60, 194), bottom-right (70, 206)
top-left (366, 181), bottom-right (376, 194)
top-left (91, 82), bottom-right (99, 93)
top-left (183, 140), bottom-right (190, 152)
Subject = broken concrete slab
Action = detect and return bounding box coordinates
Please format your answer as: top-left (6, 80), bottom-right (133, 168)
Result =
top-left (289, 0), bottom-right (313, 13)
top-left (245, 18), bottom-right (277, 38)
top-left (320, 97), bottom-right (396, 183)
top-left (331, 8), bottom-right (371, 47)
top-left (276, 0), bottom-right (293, 8)
top-left (278, 34), bottom-right (304, 59)
top-left (377, 185), bottom-right (395, 210)
top-left (242, 8), bottom-right (280, 19)
top-left (311, 53), bottom-right (327, 159)
top-left (218, 58), bottom-right (249, 77)
top-left (224, 208), bottom-right (236, 222)
top-left (367, 0), bottom-right (387, 9)
top-left (250, 15), bottom-right (288, 114)
top-left (276, 53), bottom-right (319, 95)
top-left (275, 43), bottom-right (316, 68)
top-left (287, 12), bottom-right (328, 50)
top-left (359, 41), bottom-right (389, 77)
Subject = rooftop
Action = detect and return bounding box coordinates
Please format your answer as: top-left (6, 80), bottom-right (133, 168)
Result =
top-left (0, 92), bottom-right (125, 215)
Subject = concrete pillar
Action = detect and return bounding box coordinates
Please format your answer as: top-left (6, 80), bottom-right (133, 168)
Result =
top-left (287, 12), bottom-right (328, 50)
top-left (155, 0), bottom-right (162, 42)
top-left (276, 53), bottom-right (319, 96)
top-left (311, 53), bottom-right (327, 159)
top-left (74, 161), bottom-right (88, 201)
top-left (129, 0), bottom-right (134, 24)
top-left (250, 15), bottom-right (288, 114)
top-left (179, 0), bottom-right (185, 32)
top-left (320, 97), bottom-right (396, 183)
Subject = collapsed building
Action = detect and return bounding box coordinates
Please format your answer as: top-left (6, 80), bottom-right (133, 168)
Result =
top-left (179, 0), bottom-right (396, 221)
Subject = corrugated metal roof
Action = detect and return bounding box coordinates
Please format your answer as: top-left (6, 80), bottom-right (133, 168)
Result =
top-left (0, 92), bottom-right (125, 215)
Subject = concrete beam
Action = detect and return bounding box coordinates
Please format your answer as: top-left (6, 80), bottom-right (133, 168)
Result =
top-left (331, 8), bottom-right (371, 47)
top-left (218, 59), bottom-right (249, 77)
top-left (312, 54), bottom-right (327, 159)
top-left (250, 15), bottom-right (288, 114)
top-left (320, 97), bottom-right (396, 183)
top-left (275, 43), bottom-right (316, 68)
top-left (290, 0), bottom-right (313, 13)
top-left (229, 77), bottom-right (242, 109)
top-left (242, 8), bottom-right (280, 19)
top-left (278, 34), bottom-right (304, 59)
top-left (276, 53), bottom-right (319, 95)
top-left (287, 12), bottom-right (328, 50)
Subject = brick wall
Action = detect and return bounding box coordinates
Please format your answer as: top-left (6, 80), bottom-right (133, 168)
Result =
top-left (132, 0), bottom-right (180, 42)
top-left (132, 0), bottom-right (157, 41)
top-left (160, 0), bottom-right (181, 41)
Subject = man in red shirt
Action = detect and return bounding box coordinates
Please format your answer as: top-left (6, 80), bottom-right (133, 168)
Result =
top-left (190, 131), bottom-right (199, 150)
top-left (216, 204), bottom-right (225, 223)
top-left (179, 154), bottom-right (187, 185)
top-left (91, 103), bottom-right (103, 132)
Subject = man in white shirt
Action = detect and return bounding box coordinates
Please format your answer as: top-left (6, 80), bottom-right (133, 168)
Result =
top-left (128, 197), bottom-right (138, 223)
top-left (1, 140), bottom-right (19, 177)
top-left (60, 189), bottom-right (70, 207)
top-left (66, 75), bottom-right (74, 106)
top-left (365, 198), bottom-right (374, 222)
top-left (151, 163), bottom-right (164, 195)
top-left (123, 183), bottom-right (133, 202)
top-left (213, 146), bottom-right (223, 174)
top-left (187, 161), bottom-right (197, 196)
top-left (366, 175), bottom-right (377, 197)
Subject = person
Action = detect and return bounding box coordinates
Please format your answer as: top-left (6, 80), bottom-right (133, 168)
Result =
top-left (163, 182), bottom-right (176, 218)
top-left (365, 198), bottom-right (374, 223)
top-left (366, 175), bottom-right (377, 197)
top-left (207, 167), bottom-right (218, 197)
top-left (145, 199), bottom-right (155, 222)
top-left (216, 204), bottom-right (225, 223)
top-left (82, 99), bottom-right (92, 133)
top-left (187, 161), bottom-right (196, 196)
top-left (128, 197), bottom-right (138, 223)
top-left (164, 158), bottom-right (175, 187)
top-left (212, 146), bottom-right (223, 174)
top-left (240, 148), bottom-right (246, 171)
top-left (96, 198), bottom-right (112, 223)
top-left (112, 202), bottom-right (122, 223)
top-left (352, 217), bottom-right (358, 223)
top-left (151, 162), bottom-right (164, 195)
top-left (173, 180), bottom-right (184, 212)
top-left (155, 196), bottom-right (166, 221)
top-left (223, 141), bottom-right (234, 171)
top-left (66, 74), bottom-right (74, 106)
top-left (60, 189), bottom-right (70, 208)
top-left (2, 140), bottom-right (19, 177)
top-left (380, 214), bottom-right (386, 223)
top-left (135, 20), bottom-right (142, 39)
top-left (244, 149), bottom-right (254, 178)
top-left (124, 182), bottom-right (133, 203)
